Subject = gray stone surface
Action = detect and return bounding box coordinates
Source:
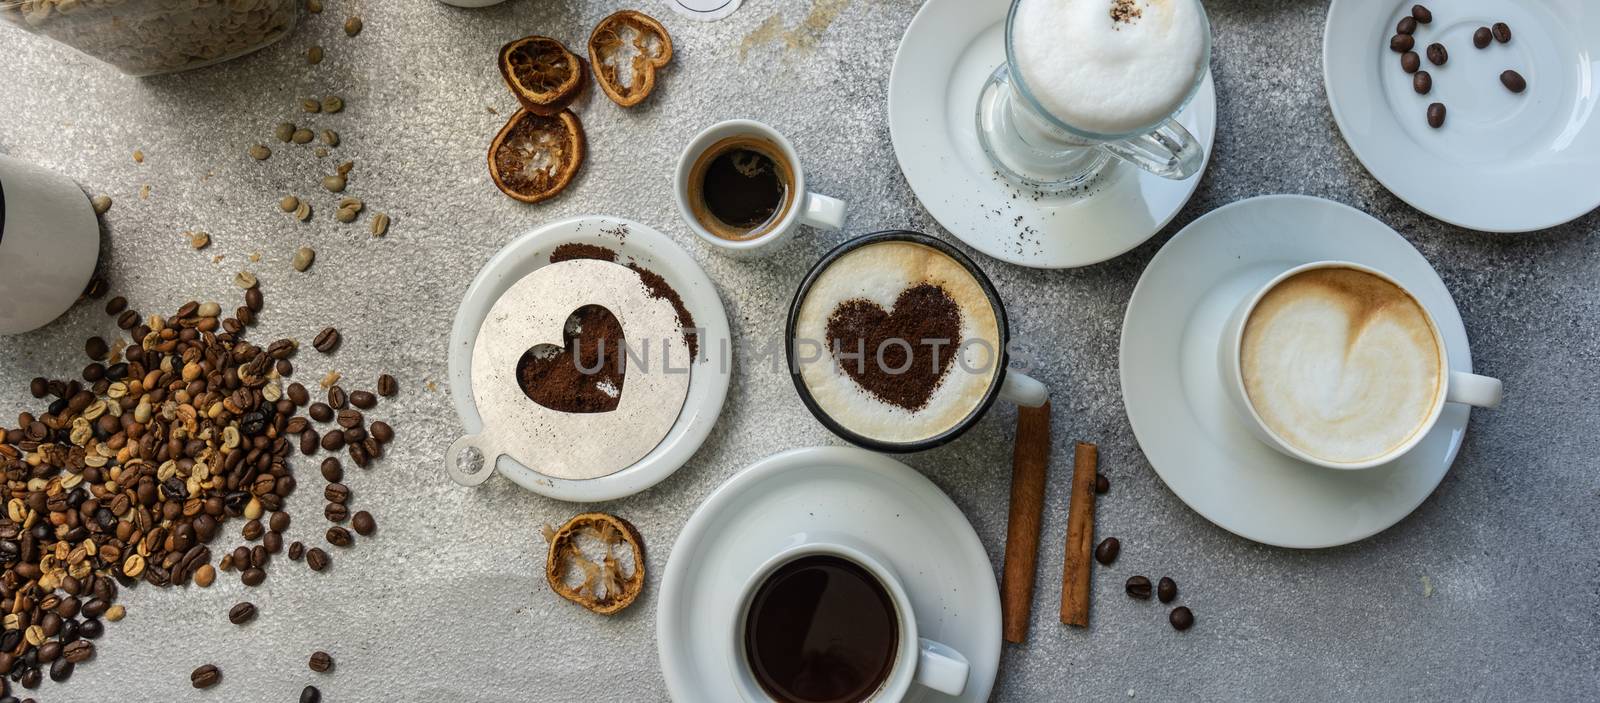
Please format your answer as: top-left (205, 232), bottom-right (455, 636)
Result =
top-left (1, 0), bottom-right (1597, 700)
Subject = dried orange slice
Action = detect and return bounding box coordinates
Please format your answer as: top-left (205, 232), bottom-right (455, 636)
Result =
top-left (499, 35), bottom-right (585, 115)
top-left (588, 10), bottom-right (673, 108)
top-left (487, 108), bottom-right (585, 204)
top-left (543, 512), bottom-right (645, 615)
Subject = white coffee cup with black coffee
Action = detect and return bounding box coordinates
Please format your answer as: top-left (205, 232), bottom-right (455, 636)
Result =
top-left (786, 231), bottom-right (1049, 452)
top-left (1218, 261), bottom-right (1503, 470)
top-left (674, 119), bottom-right (846, 258)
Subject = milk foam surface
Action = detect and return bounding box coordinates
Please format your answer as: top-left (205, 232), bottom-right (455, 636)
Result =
top-left (795, 242), bottom-right (1002, 444)
top-left (1240, 268), bottom-right (1444, 464)
top-left (1013, 0), bottom-right (1206, 135)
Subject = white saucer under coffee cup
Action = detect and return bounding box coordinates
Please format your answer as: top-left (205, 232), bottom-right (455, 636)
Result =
top-left (673, 119), bottom-right (846, 258)
top-left (1217, 260), bottom-right (1503, 471)
top-left (730, 539), bottom-right (969, 701)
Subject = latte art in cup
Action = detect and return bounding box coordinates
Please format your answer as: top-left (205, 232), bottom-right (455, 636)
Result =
top-left (793, 241), bottom-right (1003, 444)
top-left (1012, 0), bottom-right (1207, 134)
top-left (1239, 267), bottom-right (1445, 465)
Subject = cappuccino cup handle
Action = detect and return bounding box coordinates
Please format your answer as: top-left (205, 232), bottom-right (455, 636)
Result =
top-left (799, 192), bottom-right (846, 232)
top-left (999, 369), bottom-right (1048, 408)
top-left (1446, 371), bottom-right (1503, 409)
top-left (912, 638), bottom-right (969, 696)
top-left (1099, 116), bottom-right (1205, 180)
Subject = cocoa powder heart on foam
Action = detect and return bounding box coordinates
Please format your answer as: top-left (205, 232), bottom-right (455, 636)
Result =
top-left (825, 283), bottom-right (963, 411)
top-left (516, 305), bottom-right (627, 413)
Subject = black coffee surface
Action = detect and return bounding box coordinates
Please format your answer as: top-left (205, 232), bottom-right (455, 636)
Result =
top-left (744, 555), bottom-right (898, 703)
top-left (702, 147), bottom-right (786, 232)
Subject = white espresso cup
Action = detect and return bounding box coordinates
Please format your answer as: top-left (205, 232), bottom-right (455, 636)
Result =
top-left (1218, 261), bottom-right (1503, 470)
top-left (0, 154), bottom-right (101, 335)
top-left (674, 119), bottom-right (846, 258)
top-left (731, 539), bottom-right (969, 701)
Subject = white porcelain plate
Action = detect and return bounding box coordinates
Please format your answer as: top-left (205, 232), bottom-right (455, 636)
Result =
top-left (888, 0), bottom-right (1216, 269)
top-left (446, 216), bottom-right (731, 502)
top-left (1324, 0), bottom-right (1600, 232)
top-left (658, 447), bottom-right (1001, 702)
top-left (1120, 195), bottom-right (1475, 548)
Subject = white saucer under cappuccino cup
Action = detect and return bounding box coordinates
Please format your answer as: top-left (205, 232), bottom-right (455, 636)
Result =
top-left (1218, 261), bottom-right (1503, 471)
top-left (730, 539), bottom-right (969, 701)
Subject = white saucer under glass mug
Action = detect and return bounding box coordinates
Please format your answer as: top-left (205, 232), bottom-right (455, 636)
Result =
top-left (975, 0), bottom-right (1212, 191)
top-left (731, 540), bottom-right (970, 701)
top-left (1218, 261), bottom-right (1504, 471)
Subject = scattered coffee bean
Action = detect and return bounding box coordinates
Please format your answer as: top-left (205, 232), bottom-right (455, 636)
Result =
top-left (1389, 34), bottom-right (1413, 53)
top-left (307, 46), bottom-right (323, 64)
top-left (321, 457), bottom-right (344, 482)
top-left (191, 664), bottom-right (221, 689)
top-left (370, 421), bottom-right (394, 444)
top-left (228, 602), bottom-right (257, 625)
top-left (1401, 51), bottom-right (1420, 73)
top-left (85, 336), bottom-right (108, 361)
top-left (321, 129), bottom-right (340, 147)
top-left (249, 144), bottom-right (271, 161)
top-left (1413, 70), bottom-right (1432, 94)
top-left (325, 502), bottom-right (349, 523)
top-left (352, 511), bottom-right (376, 536)
top-left (293, 128), bottom-right (315, 144)
top-left (326, 526), bottom-right (354, 547)
top-left (241, 568), bottom-right (266, 587)
top-left (302, 685), bottom-right (322, 703)
top-left (336, 409), bottom-right (364, 429)
top-left (195, 564), bottom-right (217, 587)
top-left (1427, 102), bottom-right (1446, 128)
top-left (308, 0), bottom-right (322, 12)
top-left (349, 390), bottom-right (377, 409)
top-left (301, 97), bottom-right (321, 113)
top-left (1158, 576), bottom-right (1178, 603)
top-left (335, 205), bottom-right (359, 224)
top-left (293, 246), bottom-right (317, 272)
top-left (50, 659), bottom-right (73, 682)
top-left (322, 174), bottom-right (347, 193)
top-left (313, 327), bottom-right (341, 353)
top-left (1169, 606), bottom-right (1195, 631)
top-left (301, 428), bottom-right (321, 455)
top-left (1094, 473), bottom-right (1109, 495)
top-left (328, 386), bottom-right (347, 409)
top-left (309, 650), bottom-right (335, 673)
top-left (377, 373), bottom-right (398, 396)
top-left (242, 519), bottom-right (265, 541)
top-left (307, 547), bottom-right (330, 571)
top-left (289, 541), bottom-right (306, 561)
top-left (62, 640), bottom-right (93, 664)
top-left (270, 511), bottom-right (291, 534)
top-left (320, 95), bottom-right (344, 114)
top-left (264, 531), bottom-right (283, 554)
top-left (370, 212), bottom-right (390, 237)
top-left (91, 194), bottom-right (113, 214)
top-left (1094, 537), bottom-right (1120, 565)
top-left (105, 605), bottom-right (126, 622)
top-left (288, 382), bottom-right (310, 405)
top-left (1426, 42), bottom-right (1447, 66)
top-left (1396, 16), bottom-right (1416, 35)
top-left (1411, 4), bottom-right (1431, 23)
top-left (309, 402), bottom-right (334, 422)
top-left (295, 201), bottom-right (313, 221)
top-left (1125, 575), bottom-right (1152, 599)
top-left (1474, 27), bottom-right (1492, 49)
top-left (344, 16), bottom-right (363, 36)
top-left (321, 430), bottom-right (345, 452)
top-left (325, 483), bottom-right (350, 504)
top-left (1492, 22), bottom-right (1511, 43)
top-left (1501, 70), bottom-right (1527, 93)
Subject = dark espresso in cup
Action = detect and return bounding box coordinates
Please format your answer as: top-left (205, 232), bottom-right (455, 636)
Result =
top-left (743, 555), bottom-right (899, 703)
top-left (686, 135), bottom-right (795, 241)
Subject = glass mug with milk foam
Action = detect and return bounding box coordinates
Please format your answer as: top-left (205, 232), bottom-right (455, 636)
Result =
top-left (976, 0), bottom-right (1212, 191)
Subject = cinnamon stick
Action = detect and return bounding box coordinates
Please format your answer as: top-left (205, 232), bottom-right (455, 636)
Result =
top-left (1000, 402), bottom-right (1052, 643)
top-left (1060, 441), bottom-right (1097, 627)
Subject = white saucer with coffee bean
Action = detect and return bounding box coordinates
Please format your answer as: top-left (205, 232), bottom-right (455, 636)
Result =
top-left (1324, 0), bottom-right (1600, 231)
top-left (1121, 195), bottom-right (1501, 548)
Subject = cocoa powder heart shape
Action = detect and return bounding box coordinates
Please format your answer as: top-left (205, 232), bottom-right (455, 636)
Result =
top-left (516, 305), bottom-right (627, 413)
top-left (825, 284), bottom-right (963, 411)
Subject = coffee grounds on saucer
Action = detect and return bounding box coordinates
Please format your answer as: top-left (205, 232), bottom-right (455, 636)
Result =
top-left (825, 284), bottom-right (962, 411)
top-left (517, 305), bottom-right (627, 413)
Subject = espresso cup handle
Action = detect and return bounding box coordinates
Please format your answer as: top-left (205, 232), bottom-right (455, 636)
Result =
top-left (999, 369), bottom-right (1049, 408)
top-left (1099, 116), bottom-right (1205, 180)
top-left (1446, 371), bottom-right (1503, 409)
top-left (913, 638), bottom-right (969, 696)
top-left (799, 192), bottom-right (846, 232)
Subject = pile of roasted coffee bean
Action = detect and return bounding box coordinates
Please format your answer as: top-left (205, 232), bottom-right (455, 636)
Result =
top-left (0, 280), bottom-right (394, 698)
top-left (1390, 4), bottom-right (1524, 129)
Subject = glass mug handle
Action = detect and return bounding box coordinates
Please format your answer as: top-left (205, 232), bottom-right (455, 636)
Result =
top-left (1098, 117), bottom-right (1205, 180)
